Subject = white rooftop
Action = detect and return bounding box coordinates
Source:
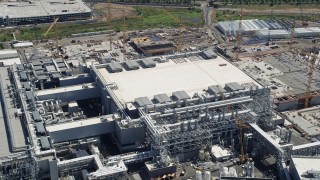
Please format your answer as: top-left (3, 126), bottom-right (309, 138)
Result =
top-left (291, 157), bottom-right (320, 179)
top-left (0, 58), bottom-right (21, 66)
top-left (35, 83), bottom-right (96, 97)
top-left (211, 145), bottom-right (232, 158)
top-left (0, 0), bottom-right (91, 18)
top-left (13, 42), bottom-right (33, 48)
top-left (97, 55), bottom-right (261, 103)
top-left (46, 117), bottom-right (103, 132)
top-left (0, 49), bottom-right (18, 56)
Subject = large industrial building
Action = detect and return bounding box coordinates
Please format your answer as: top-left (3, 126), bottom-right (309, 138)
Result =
top-left (0, 0), bottom-right (92, 26)
top-left (0, 48), bottom-right (319, 179)
top-left (217, 19), bottom-right (320, 39)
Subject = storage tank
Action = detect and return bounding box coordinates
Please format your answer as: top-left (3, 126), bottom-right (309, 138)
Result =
top-left (204, 151), bottom-right (210, 161)
top-left (228, 167), bottom-right (237, 177)
top-left (195, 170), bottom-right (202, 180)
top-left (204, 171), bottom-right (211, 180)
top-left (199, 150), bottom-right (205, 161)
top-left (280, 127), bottom-right (287, 139)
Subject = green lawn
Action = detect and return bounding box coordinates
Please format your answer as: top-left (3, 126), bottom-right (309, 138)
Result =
top-left (0, 7), bottom-right (203, 42)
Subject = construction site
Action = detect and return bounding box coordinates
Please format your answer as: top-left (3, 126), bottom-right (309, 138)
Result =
top-left (0, 1), bottom-right (320, 180)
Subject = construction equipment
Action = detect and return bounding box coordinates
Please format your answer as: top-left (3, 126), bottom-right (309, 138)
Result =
top-left (43, 17), bottom-right (59, 49)
top-left (266, 8), bottom-right (273, 46)
top-left (300, 4), bottom-right (308, 27)
top-left (121, 12), bottom-right (141, 53)
top-left (107, 0), bottom-right (113, 50)
top-left (289, 19), bottom-right (295, 51)
top-left (235, 8), bottom-right (243, 61)
top-left (304, 51), bottom-right (317, 108)
top-left (44, 17), bottom-right (59, 37)
top-left (220, 90), bottom-right (250, 164)
top-left (106, 4), bottom-right (140, 51)
top-left (161, 9), bottom-right (185, 52)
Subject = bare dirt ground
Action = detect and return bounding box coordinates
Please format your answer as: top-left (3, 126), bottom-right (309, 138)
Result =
top-left (92, 3), bottom-right (135, 21)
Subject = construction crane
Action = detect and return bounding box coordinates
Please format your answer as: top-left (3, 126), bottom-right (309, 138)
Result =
top-left (266, 8), bottom-right (273, 46)
top-left (106, 4), bottom-right (140, 51)
top-left (121, 12), bottom-right (141, 53)
top-left (304, 51), bottom-right (317, 108)
top-left (122, 10), bottom-right (127, 53)
top-left (44, 17), bottom-right (59, 37)
top-left (289, 19), bottom-right (295, 51)
top-left (219, 90), bottom-right (250, 164)
top-left (161, 9), bottom-right (184, 52)
top-left (300, 4), bottom-right (308, 27)
top-left (235, 8), bottom-right (243, 61)
top-left (107, 0), bottom-right (113, 50)
top-left (43, 17), bottom-right (59, 48)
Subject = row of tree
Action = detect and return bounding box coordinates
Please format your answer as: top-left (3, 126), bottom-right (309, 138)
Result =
top-left (107, 0), bottom-right (193, 4)
top-left (221, 0), bottom-right (320, 5)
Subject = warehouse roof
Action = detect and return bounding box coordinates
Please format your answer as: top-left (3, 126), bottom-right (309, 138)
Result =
top-left (217, 19), bottom-right (275, 33)
top-left (97, 55), bottom-right (261, 103)
top-left (256, 29), bottom-right (289, 36)
top-left (0, 0), bottom-right (91, 18)
top-left (291, 156), bottom-right (320, 179)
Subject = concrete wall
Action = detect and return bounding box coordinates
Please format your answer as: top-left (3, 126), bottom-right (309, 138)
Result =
top-left (48, 120), bottom-right (115, 143)
top-left (277, 100), bottom-right (299, 112)
top-left (98, 85), bottom-right (118, 115)
top-left (59, 74), bottom-right (93, 87)
top-left (115, 122), bottom-right (145, 146)
top-left (36, 84), bottom-right (99, 102)
top-left (37, 159), bottom-right (58, 180)
top-left (311, 96), bottom-right (320, 106)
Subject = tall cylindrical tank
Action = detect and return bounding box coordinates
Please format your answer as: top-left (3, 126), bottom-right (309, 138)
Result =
top-left (204, 171), bottom-right (211, 180)
top-left (196, 170), bottom-right (202, 180)
top-left (199, 150), bottom-right (205, 161)
top-left (204, 151), bottom-right (210, 161)
top-left (280, 128), bottom-right (287, 140)
top-left (251, 161), bottom-right (255, 177)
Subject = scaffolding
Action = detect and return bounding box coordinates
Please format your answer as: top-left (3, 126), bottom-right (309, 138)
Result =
top-left (0, 152), bottom-right (38, 179)
top-left (139, 86), bottom-right (271, 160)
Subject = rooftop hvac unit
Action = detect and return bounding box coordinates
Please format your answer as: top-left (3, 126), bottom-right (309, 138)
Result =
top-left (82, 83), bottom-right (88, 89)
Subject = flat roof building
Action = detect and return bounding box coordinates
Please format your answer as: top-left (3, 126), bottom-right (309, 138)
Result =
top-left (290, 156), bottom-right (320, 179)
top-left (97, 55), bottom-right (261, 103)
top-left (0, 0), bottom-right (92, 26)
top-left (94, 52), bottom-right (269, 160)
